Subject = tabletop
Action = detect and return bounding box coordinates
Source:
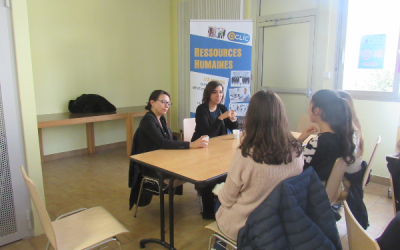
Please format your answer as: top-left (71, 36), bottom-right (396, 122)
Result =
top-left (131, 133), bottom-right (241, 184)
top-left (130, 131), bottom-right (314, 185)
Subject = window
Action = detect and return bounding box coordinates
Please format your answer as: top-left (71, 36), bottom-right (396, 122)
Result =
top-left (336, 0), bottom-right (400, 101)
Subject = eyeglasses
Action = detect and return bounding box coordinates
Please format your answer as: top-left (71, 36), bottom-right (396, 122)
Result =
top-left (156, 99), bottom-right (172, 106)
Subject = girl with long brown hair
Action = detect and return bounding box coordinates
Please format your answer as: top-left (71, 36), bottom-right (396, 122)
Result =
top-left (215, 90), bottom-right (304, 241)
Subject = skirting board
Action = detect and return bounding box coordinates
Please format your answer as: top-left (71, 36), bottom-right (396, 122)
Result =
top-left (43, 141), bottom-right (126, 162)
top-left (370, 175), bottom-right (390, 187)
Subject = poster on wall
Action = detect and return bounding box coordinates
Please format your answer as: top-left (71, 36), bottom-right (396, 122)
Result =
top-left (190, 20), bottom-right (253, 118)
top-left (358, 34), bottom-right (386, 69)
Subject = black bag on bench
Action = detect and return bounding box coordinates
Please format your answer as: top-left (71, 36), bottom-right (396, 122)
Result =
top-left (68, 94), bottom-right (116, 113)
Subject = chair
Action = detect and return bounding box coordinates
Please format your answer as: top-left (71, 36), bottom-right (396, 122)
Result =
top-left (344, 201), bottom-right (380, 250)
top-left (205, 221), bottom-right (237, 250)
top-left (183, 117), bottom-right (203, 212)
top-left (362, 135), bottom-right (382, 189)
top-left (134, 175), bottom-right (165, 217)
top-left (133, 173), bottom-right (186, 217)
top-left (325, 158), bottom-right (347, 205)
top-left (20, 166), bottom-right (129, 250)
top-left (183, 118), bottom-right (196, 142)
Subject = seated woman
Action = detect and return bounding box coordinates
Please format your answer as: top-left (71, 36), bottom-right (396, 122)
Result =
top-left (191, 81), bottom-right (239, 219)
top-left (191, 80), bottom-right (238, 141)
top-left (298, 89), bottom-right (356, 183)
top-left (215, 90), bottom-right (304, 241)
top-left (137, 89), bottom-right (208, 177)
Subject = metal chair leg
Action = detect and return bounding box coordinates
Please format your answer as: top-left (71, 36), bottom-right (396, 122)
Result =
top-left (134, 177), bottom-right (146, 217)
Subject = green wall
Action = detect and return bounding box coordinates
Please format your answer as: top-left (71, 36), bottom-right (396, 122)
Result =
top-left (27, 0), bottom-right (172, 155)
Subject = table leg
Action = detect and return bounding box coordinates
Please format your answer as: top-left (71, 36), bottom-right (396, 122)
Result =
top-left (169, 178), bottom-right (176, 249)
top-left (139, 172), bottom-right (174, 250)
top-left (38, 128), bottom-right (44, 163)
top-left (86, 123), bottom-right (95, 154)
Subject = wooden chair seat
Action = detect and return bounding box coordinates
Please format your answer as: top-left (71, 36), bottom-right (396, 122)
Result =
top-left (20, 165), bottom-right (129, 250)
top-left (205, 221), bottom-right (237, 249)
top-left (52, 206), bottom-right (128, 250)
top-left (344, 201), bottom-right (380, 250)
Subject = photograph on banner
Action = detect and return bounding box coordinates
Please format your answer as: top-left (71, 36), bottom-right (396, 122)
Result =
top-left (190, 71), bottom-right (228, 114)
top-left (208, 26), bottom-right (226, 39)
top-left (229, 103), bottom-right (248, 117)
top-left (231, 71), bottom-right (251, 87)
top-left (229, 88), bottom-right (251, 103)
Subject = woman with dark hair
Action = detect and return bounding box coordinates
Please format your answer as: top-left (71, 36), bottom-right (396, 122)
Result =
top-left (298, 89), bottom-right (356, 182)
top-left (337, 90), bottom-right (364, 174)
top-left (190, 81), bottom-right (239, 219)
top-left (137, 90), bottom-right (208, 177)
top-left (215, 90), bottom-right (304, 241)
top-left (191, 81), bottom-right (239, 141)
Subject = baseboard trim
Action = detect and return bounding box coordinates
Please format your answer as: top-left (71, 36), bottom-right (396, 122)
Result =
top-left (370, 175), bottom-right (390, 187)
top-left (43, 141), bottom-right (126, 162)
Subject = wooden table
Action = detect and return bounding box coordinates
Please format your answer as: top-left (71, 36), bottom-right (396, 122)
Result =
top-left (130, 133), bottom-right (241, 249)
top-left (37, 106), bottom-right (148, 163)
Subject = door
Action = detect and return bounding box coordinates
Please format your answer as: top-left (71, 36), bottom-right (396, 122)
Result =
top-left (255, 11), bottom-right (316, 130)
top-left (0, 1), bottom-right (32, 246)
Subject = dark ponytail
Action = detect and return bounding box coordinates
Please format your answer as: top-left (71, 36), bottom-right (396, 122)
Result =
top-left (311, 89), bottom-right (356, 165)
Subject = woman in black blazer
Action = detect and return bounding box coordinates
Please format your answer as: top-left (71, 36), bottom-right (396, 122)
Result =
top-left (191, 81), bottom-right (239, 220)
top-left (137, 90), bottom-right (208, 177)
top-left (191, 81), bottom-right (239, 142)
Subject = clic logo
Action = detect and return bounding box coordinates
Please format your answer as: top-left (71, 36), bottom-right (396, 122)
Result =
top-left (227, 31), bottom-right (250, 44)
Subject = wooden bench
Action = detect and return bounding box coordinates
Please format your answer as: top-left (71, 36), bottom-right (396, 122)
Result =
top-left (37, 106), bottom-right (151, 163)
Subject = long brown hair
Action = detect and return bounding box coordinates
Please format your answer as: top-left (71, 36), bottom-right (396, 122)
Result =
top-left (311, 89), bottom-right (356, 165)
top-left (239, 90), bottom-right (302, 164)
top-left (337, 90), bottom-right (364, 156)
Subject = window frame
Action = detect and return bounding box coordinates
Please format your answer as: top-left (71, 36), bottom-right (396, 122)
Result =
top-left (334, 0), bottom-right (400, 102)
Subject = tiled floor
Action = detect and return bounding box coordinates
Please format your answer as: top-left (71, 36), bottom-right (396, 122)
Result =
top-left (0, 147), bottom-right (394, 249)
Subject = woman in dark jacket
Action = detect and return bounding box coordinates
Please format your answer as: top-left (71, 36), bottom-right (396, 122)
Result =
top-left (138, 90), bottom-right (207, 177)
top-left (191, 81), bottom-right (239, 142)
top-left (191, 81), bottom-right (239, 219)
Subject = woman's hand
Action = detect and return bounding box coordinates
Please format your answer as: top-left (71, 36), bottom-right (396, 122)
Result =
top-left (190, 135), bottom-right (209, 148)
top-left (219, 111), bottom-right (232, 120)
top-left (230, 110), bottom-right (237, 121)
top-left (297, 126), bottom-right (318, 142)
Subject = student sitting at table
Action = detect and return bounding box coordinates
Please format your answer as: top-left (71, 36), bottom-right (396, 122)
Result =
top-left (129, 90), bottom-right (209, 210)
top-left (297, 89), bottom-right (356, 183)
top-left (137, 90), bottom-right (208, 178)
top-left (191, 81), bottom-right (239, 220)
top-left (215, 90), bottom-right (304, 241)
top-left (191, 80), bottom-right (239, 141)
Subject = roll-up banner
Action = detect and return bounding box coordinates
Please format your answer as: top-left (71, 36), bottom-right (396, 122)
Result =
top-left (190, 20), bottom-right (253, 118)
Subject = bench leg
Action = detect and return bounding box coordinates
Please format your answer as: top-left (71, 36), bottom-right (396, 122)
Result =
top-left (126, 114), bottom-right (133, 157)
top-left (86, 123), bottom-right (95, 154)
top-left (38, 128), bottom-right (44, 163)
